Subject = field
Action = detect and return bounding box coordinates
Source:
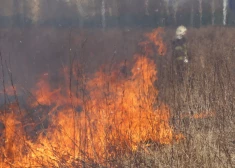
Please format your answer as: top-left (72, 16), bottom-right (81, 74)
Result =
top-left (0, 26), bottom-right (235, 167)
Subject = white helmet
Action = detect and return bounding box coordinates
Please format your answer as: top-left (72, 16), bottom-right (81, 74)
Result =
top-left (175, 25), bottom-right (187, 39)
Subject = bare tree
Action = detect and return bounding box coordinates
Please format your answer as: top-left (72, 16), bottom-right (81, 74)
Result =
top-left (173, 0), bottom-right (179, 25)
top-left (199, 0), bottom-right (202, 26)
top-left (145, 0), bottom-right (150, 15)
top-left (190, 3), bottom-right (194, 27)
top-left (101, 0), bottom-right (106, 29)
top-left (211, 0), bottom-right (215, 25)
top-left (223, 0), bottom-right (228, 25)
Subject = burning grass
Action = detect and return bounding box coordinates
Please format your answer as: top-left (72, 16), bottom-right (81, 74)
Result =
top-left (0, 56), bottom-right (182, 167)
top-left (0, 28), bottom-right (186, 167)
top-left (1, 27), bottom-right (233, 167)
top-left (1, 26), bottom-right (235, 167)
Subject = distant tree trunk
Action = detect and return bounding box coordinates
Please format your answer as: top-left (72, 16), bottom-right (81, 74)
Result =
top-left (190, 3), bottom-right (194, 27)
top-left (211, 0), bottom-right (215, 25)
top-left (75, 0), bottom-right (84, 28)
top-left (165, 0), bottom-right (170, 16)
top-left (22, 1), bottom-right (27, 27)
top-left (107, 0), bottom-right (112, 17)
top-left (12, 0), bottom-right (19, 26)
top-left (145, 0), bottom-right (149, 15)
top-left (163, 0), bottom-right (170, 25)
top-left (101, 0), bottom-right (106, 29)
top-left (223, 0), bottom-right (228, 25)
top-left (199, 0), bottom-right (202, 26)
top-left (13, 0), bottom-right (19, 15)
top-left (173, 0), bottom-right (178, 25)
top-left (30, 0), bottom-right (40, 23)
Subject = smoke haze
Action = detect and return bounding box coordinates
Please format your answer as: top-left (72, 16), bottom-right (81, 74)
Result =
top-left (0, 0), bottom-right (235, 92)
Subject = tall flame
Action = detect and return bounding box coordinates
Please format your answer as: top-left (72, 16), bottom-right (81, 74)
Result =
top-left (139, 28), bottom-right (167, 56)
top-left (0, 28), bottom-right (181, 167)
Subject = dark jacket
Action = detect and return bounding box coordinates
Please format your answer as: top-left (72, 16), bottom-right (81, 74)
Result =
top-left (172, 37), bottom-right (188, 63)
top-left (172, 37), bottom-right (189, 82)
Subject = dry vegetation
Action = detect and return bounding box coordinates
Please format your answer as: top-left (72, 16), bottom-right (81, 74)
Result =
top-left (0, 26), bottom-right (235, 167)
top-left (157, 26), bottom-right (235, 168)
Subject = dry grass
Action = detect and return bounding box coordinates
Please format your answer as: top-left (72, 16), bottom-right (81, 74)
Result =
top-left (1, 26), bottom-right (235, 167)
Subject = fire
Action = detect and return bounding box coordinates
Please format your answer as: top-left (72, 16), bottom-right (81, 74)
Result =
top-left (27, 56), bottom-right (176, 165)
top-left (180, 111), bottom-right (215, 119)
top-left (193, 112), bottom-right (214, 119)
top-left (139, 27), bottom-right (167, 56)
top-left (0, 85), bottom-right (16, 96)
top-left (0, 28), bottom-right (181, 167)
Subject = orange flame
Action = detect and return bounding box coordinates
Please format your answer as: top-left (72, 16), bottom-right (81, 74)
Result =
top-left (0, 28), bottom-right (182, 167)
top-left (139, 27), bottom-right (167, 56)
top-left (181, 111), bottom-right (215, 119)
top-left (0, 85), bottom-right (17, 96)
top-left (193, 111), bottom-right (215, 119)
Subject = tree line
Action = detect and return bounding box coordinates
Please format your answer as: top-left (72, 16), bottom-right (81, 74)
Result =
top-left (0, 0), bottom-right (234, 28)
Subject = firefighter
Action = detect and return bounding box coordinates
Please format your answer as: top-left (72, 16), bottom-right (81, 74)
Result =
top-left (171, 26), bottom-right (194, 119)
top-left (172, 25), bottom-right (189, 84)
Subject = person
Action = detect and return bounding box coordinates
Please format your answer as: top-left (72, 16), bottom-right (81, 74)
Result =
top-left (172, 25), bottom-right (189, 84)
top-left (171, 26), bottom-right (194, 118)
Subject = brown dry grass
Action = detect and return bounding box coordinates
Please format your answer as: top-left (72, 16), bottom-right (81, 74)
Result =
top-left (1, 26), bottom-right (235, 167)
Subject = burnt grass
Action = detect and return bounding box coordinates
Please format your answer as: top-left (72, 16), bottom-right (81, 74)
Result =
top-left (1, 26), bottom-right (235, 167)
